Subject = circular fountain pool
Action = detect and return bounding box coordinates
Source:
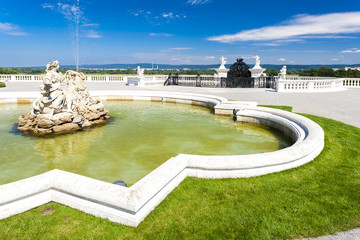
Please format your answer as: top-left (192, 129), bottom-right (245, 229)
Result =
top-left (0, 101), bottom-right (292, 185)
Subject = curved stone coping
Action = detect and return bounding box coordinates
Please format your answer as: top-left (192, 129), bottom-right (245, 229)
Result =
top-left (0, 91), bottom-right (324, 227)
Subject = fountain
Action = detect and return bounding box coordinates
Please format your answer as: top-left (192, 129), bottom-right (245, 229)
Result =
top-left (17, 61), bottom-right (110, 136)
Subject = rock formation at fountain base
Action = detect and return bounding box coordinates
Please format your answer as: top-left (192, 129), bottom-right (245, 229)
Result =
top-left (18, 106), bottom-right (110, 136)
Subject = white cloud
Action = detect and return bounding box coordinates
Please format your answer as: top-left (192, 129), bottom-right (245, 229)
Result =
top-left (161, 47), bottom-right (193, 52)
top-left (0, 22), bottom-right (27, 36)
top-left (253, 39), bottom-right (304, 46)
top-left (208, 12), bottom-right (360, 43)
top-left (81, 23), bottom-right (100, 28)
top-left (204, 56), bottom-right (215, 60)
top-left (82, 30), bottom-right (102, 38)
top-left (170, 47), bottom-right (193, 50)
top-left (133, 9), bottom-right (144, 17)
top-left (0, 22), bottom-right (17, 32)
top-left (133, 9), bottom-right (186, 24)
top-left (331, 58), bottom-right (339, 61)
top-left (162, 12), bottom-right (173, 18)
top-left (341, 48), bottom-right (360, 53)
top-left (149, 33), bottom-right (173, 37)
top-left (278, 58), bottom-right (286, 61)
top-left (187, 0), bottom-right (210, 5)
top-left (162, 12), bottom-right (186, 20)
top-left (41, 3), bottom-right (54, 9)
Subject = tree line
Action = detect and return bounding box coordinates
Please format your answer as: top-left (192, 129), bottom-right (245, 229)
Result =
top-left (0, 67), bottom-right (216, 76)
top-left (1, 66), bottom-right (359, 78)
top-left (299, 67), bottom-right (360, 78)
top-left (263, 67), bottom-right (360, 78)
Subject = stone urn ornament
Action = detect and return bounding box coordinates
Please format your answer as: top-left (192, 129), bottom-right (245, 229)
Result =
top-left (18, 61), bottom-right (110, 136)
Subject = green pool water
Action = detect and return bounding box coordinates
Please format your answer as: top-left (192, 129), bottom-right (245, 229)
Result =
top-left (0, 101), bottom-right (292, 185)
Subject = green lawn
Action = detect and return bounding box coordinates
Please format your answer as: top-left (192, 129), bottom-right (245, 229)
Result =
top-left (1, 107), bottom-right (360, 240)
top-left (258, 105), bottom-right (293, 112)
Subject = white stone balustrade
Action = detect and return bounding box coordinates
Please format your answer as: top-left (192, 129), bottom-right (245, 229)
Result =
top-left (0, 74), bottom-right (169, 83)
top-left (175, 75), bottom-right (220, 87)
top-left (1, 74), bottom-right (359, 91)
top-left (276, 76), bottom-right (348, 92)
top-left (343, 78), bottom-right (360, 88)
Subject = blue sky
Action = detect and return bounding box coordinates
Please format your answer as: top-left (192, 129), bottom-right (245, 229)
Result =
top-left (1, 0), bottom-right (360, 67)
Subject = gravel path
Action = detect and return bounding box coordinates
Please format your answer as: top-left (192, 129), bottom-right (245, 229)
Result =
top-left (302, 229), bottom-right (360, 240)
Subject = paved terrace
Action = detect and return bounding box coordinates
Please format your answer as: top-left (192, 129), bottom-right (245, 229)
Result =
top-left (1, 82), bottom-right (359, 128)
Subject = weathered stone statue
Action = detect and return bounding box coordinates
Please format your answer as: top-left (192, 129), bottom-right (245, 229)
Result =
top-left (219, 56), bottom-right (227, 69)
top-left (278, 65), bottom-right (287, 80)
top-left (32, 61), bottom-right (67, 116)
top-left (137, 66), bottom-right (144, 78)
top-left (18, 61), bottom-right (110, 136)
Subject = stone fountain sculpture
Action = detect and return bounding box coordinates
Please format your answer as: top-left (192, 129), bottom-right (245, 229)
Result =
top-left (18, 61), bottom-right (110, 136)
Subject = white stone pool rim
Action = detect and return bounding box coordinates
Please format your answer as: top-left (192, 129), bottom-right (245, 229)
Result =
top-left (0, 91), bottom-right (324, 227)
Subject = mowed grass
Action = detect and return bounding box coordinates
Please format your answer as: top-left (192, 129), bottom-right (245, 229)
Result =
top-left (1, 107), bottom-right (360, 240)
top-left (258, 105), bottom-right (293, 112)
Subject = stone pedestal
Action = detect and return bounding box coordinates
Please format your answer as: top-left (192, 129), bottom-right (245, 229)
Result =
top-left (250, 68), bottom-right (265, 78)
top-left (215, 68), bottom-right (228, 78)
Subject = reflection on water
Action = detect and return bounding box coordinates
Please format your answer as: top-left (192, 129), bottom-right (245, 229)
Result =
top-left (0, 102), bottom-right (292, 186)
top-left (34, 125), bottom-right (104, 172)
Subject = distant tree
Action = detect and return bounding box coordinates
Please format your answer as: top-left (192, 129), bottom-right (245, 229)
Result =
top-left (0, 67), bottom-right (18, 74)
top-left (318, 67), bottom-right (335, 77)
top-left (264, 69), bottom-right (279, 76)
top-left (347, 69), bottom-right (360, 78)
top-left (335, 69), bottom-right (348, 78)
top-left (287, 69), bottom-right (302, 75)
top-left (300, 68), bottom-right (319, 76)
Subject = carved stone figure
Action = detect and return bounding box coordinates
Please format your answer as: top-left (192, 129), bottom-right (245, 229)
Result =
top-left (279, 65), bottom-right (287, 80)
top-left (137, 66), bottom-right (144, 78)
top-left (18, 61), bottom-right (110, 136)
top-left (254, 55), bottom-right (260, 68)
top-left (32, 61), bottom-right (66, 116)
top-left (219, 56), bottom-right (227, 69)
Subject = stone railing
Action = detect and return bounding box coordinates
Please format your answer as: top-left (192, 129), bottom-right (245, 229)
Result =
top-left (0, 74), bottom-right (168, 83)
top-left (343, 78), bottom-right (360, 88)
top-left (126, 75), bottom-right (169, 87)
top-left (276, 76), bottom-right (345, 92)
top-left (0, 75), bottom-right (45, 82)
top-left (166, 75), bottom-right (221, 87)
